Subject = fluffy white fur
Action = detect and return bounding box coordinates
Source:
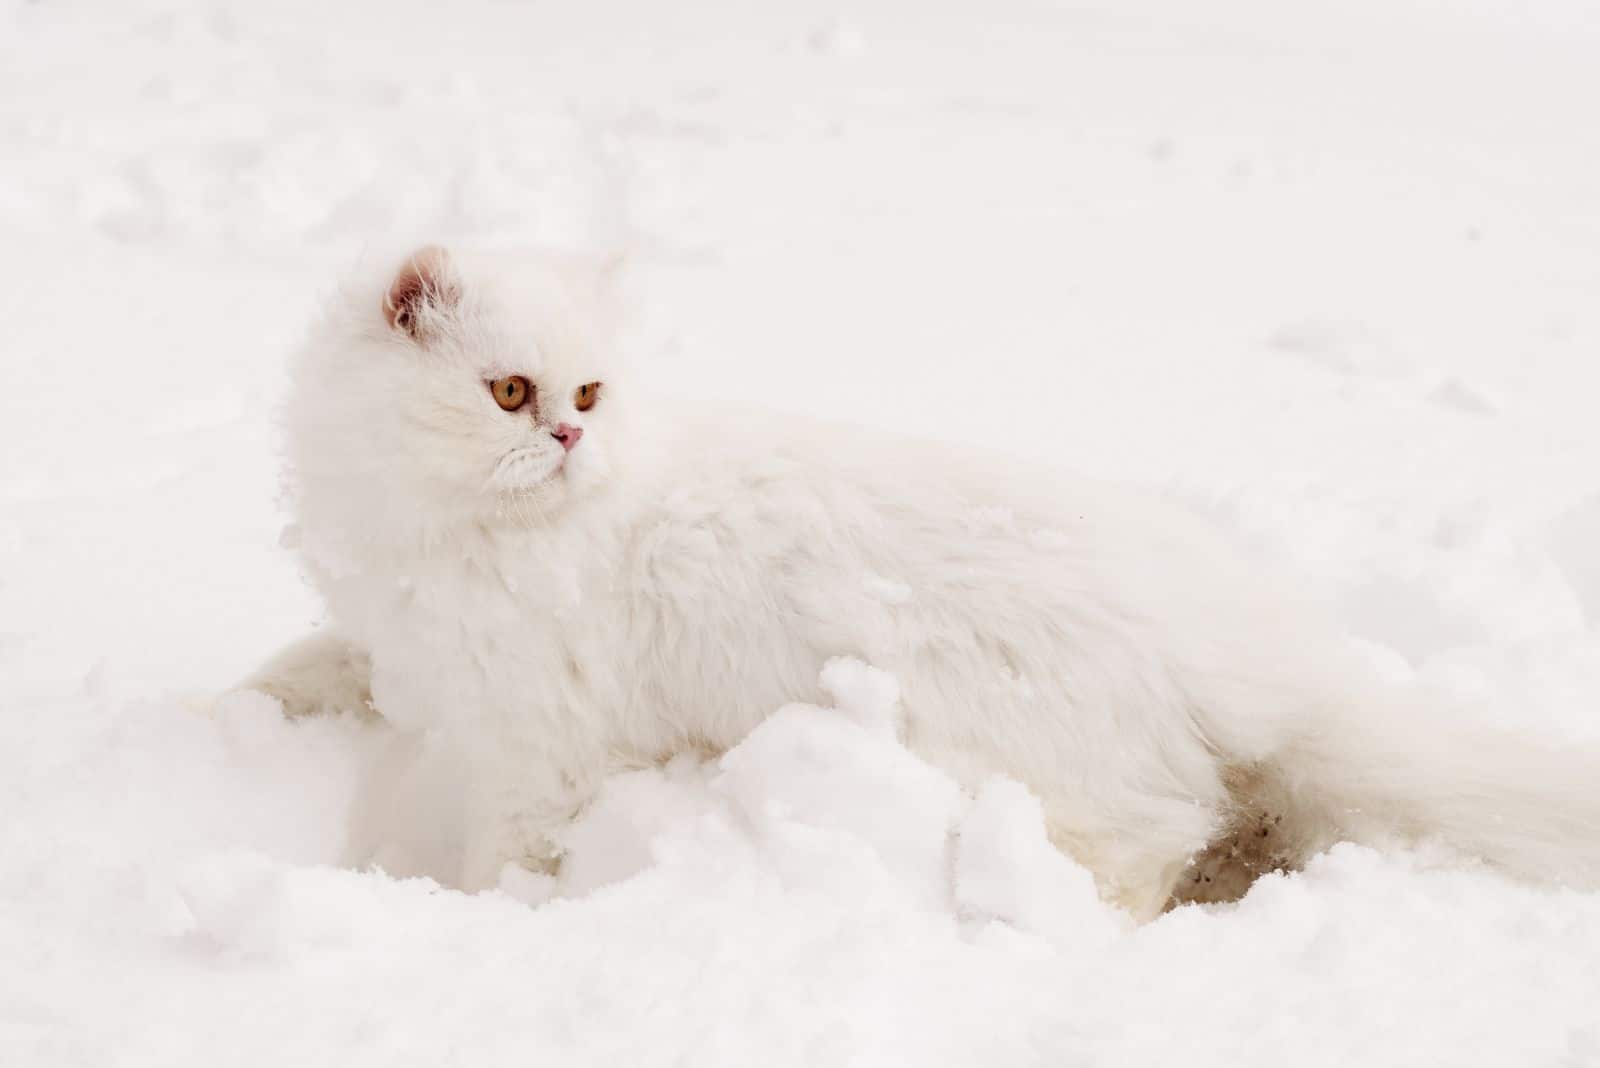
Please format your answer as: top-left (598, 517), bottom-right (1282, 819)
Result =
top-left (249, 246), bottom-right (1600, 919)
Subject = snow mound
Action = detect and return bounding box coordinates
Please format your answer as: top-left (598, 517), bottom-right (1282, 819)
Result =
top-left (8, 661), bottom-right (1597, 1066)
top-left (555, 658), bottom-right (1080, 927)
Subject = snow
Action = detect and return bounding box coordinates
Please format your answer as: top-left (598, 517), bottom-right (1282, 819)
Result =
top-left (3, 0), bottom-right (1600, 1064)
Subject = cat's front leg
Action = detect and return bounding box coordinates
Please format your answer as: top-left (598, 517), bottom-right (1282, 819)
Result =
top-left (240, 630), bottom-right (374, 720)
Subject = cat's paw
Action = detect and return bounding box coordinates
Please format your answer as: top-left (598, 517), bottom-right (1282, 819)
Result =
top-left (240, 633), bottom-right (376, 721)
top-left (245, 679), bottom-right (371, 721)
top-left (460, 850), bottom-right (545, 895)
top-left (240, 681), bottom-right (320, 721)
top-left (461, 828), bottom-right (563, 896)
top-left (495, 862), bottom-right (558, 906)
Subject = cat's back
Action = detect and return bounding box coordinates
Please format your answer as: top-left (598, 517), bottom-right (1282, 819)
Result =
top-left (618, 406), bottom-right (1298, 680)
top-left (626, 406), bottom-right (1250, 604)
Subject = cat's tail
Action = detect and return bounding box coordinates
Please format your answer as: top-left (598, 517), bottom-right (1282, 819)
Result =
top-left (1270, 690), bottom-right (1600, 890)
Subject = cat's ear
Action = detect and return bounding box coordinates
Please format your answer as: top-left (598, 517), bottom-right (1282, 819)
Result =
top-left (383, 246), bottom-right (460, 340)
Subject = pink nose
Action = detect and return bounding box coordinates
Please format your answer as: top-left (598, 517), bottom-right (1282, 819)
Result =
top-left (551, 422), bottom-right (583, 451)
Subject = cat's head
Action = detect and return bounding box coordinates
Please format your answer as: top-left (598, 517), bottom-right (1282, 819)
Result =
top-left (289, 246), bottom-right (624, 548)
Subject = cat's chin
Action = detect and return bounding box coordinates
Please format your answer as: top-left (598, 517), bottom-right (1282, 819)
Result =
top-left (488, 479), bottom-right (572, 526)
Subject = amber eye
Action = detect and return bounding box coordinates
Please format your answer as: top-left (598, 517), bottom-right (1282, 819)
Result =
top-left (490, 376), bottom-right (531, 412)
top-left (574, 381), bottom-right (602, 412)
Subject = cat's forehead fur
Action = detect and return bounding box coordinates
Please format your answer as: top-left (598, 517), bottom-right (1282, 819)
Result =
top-left (401, 248), bottom-right (614, 380)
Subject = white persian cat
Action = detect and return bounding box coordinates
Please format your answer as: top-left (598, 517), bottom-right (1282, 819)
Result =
top-left (248, 246), bottom-right (1599, 918)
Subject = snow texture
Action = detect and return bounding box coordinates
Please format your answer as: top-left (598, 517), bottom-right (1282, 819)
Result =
top-left (3, 1), bottom-right (1600, 1065)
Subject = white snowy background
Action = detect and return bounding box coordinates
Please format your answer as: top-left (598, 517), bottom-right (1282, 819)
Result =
top-left (3, 0), bottom-right (1600, 1064)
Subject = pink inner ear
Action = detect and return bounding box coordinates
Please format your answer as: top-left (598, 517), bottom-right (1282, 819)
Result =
top-left (383, 246), bottom-right (457, 336)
